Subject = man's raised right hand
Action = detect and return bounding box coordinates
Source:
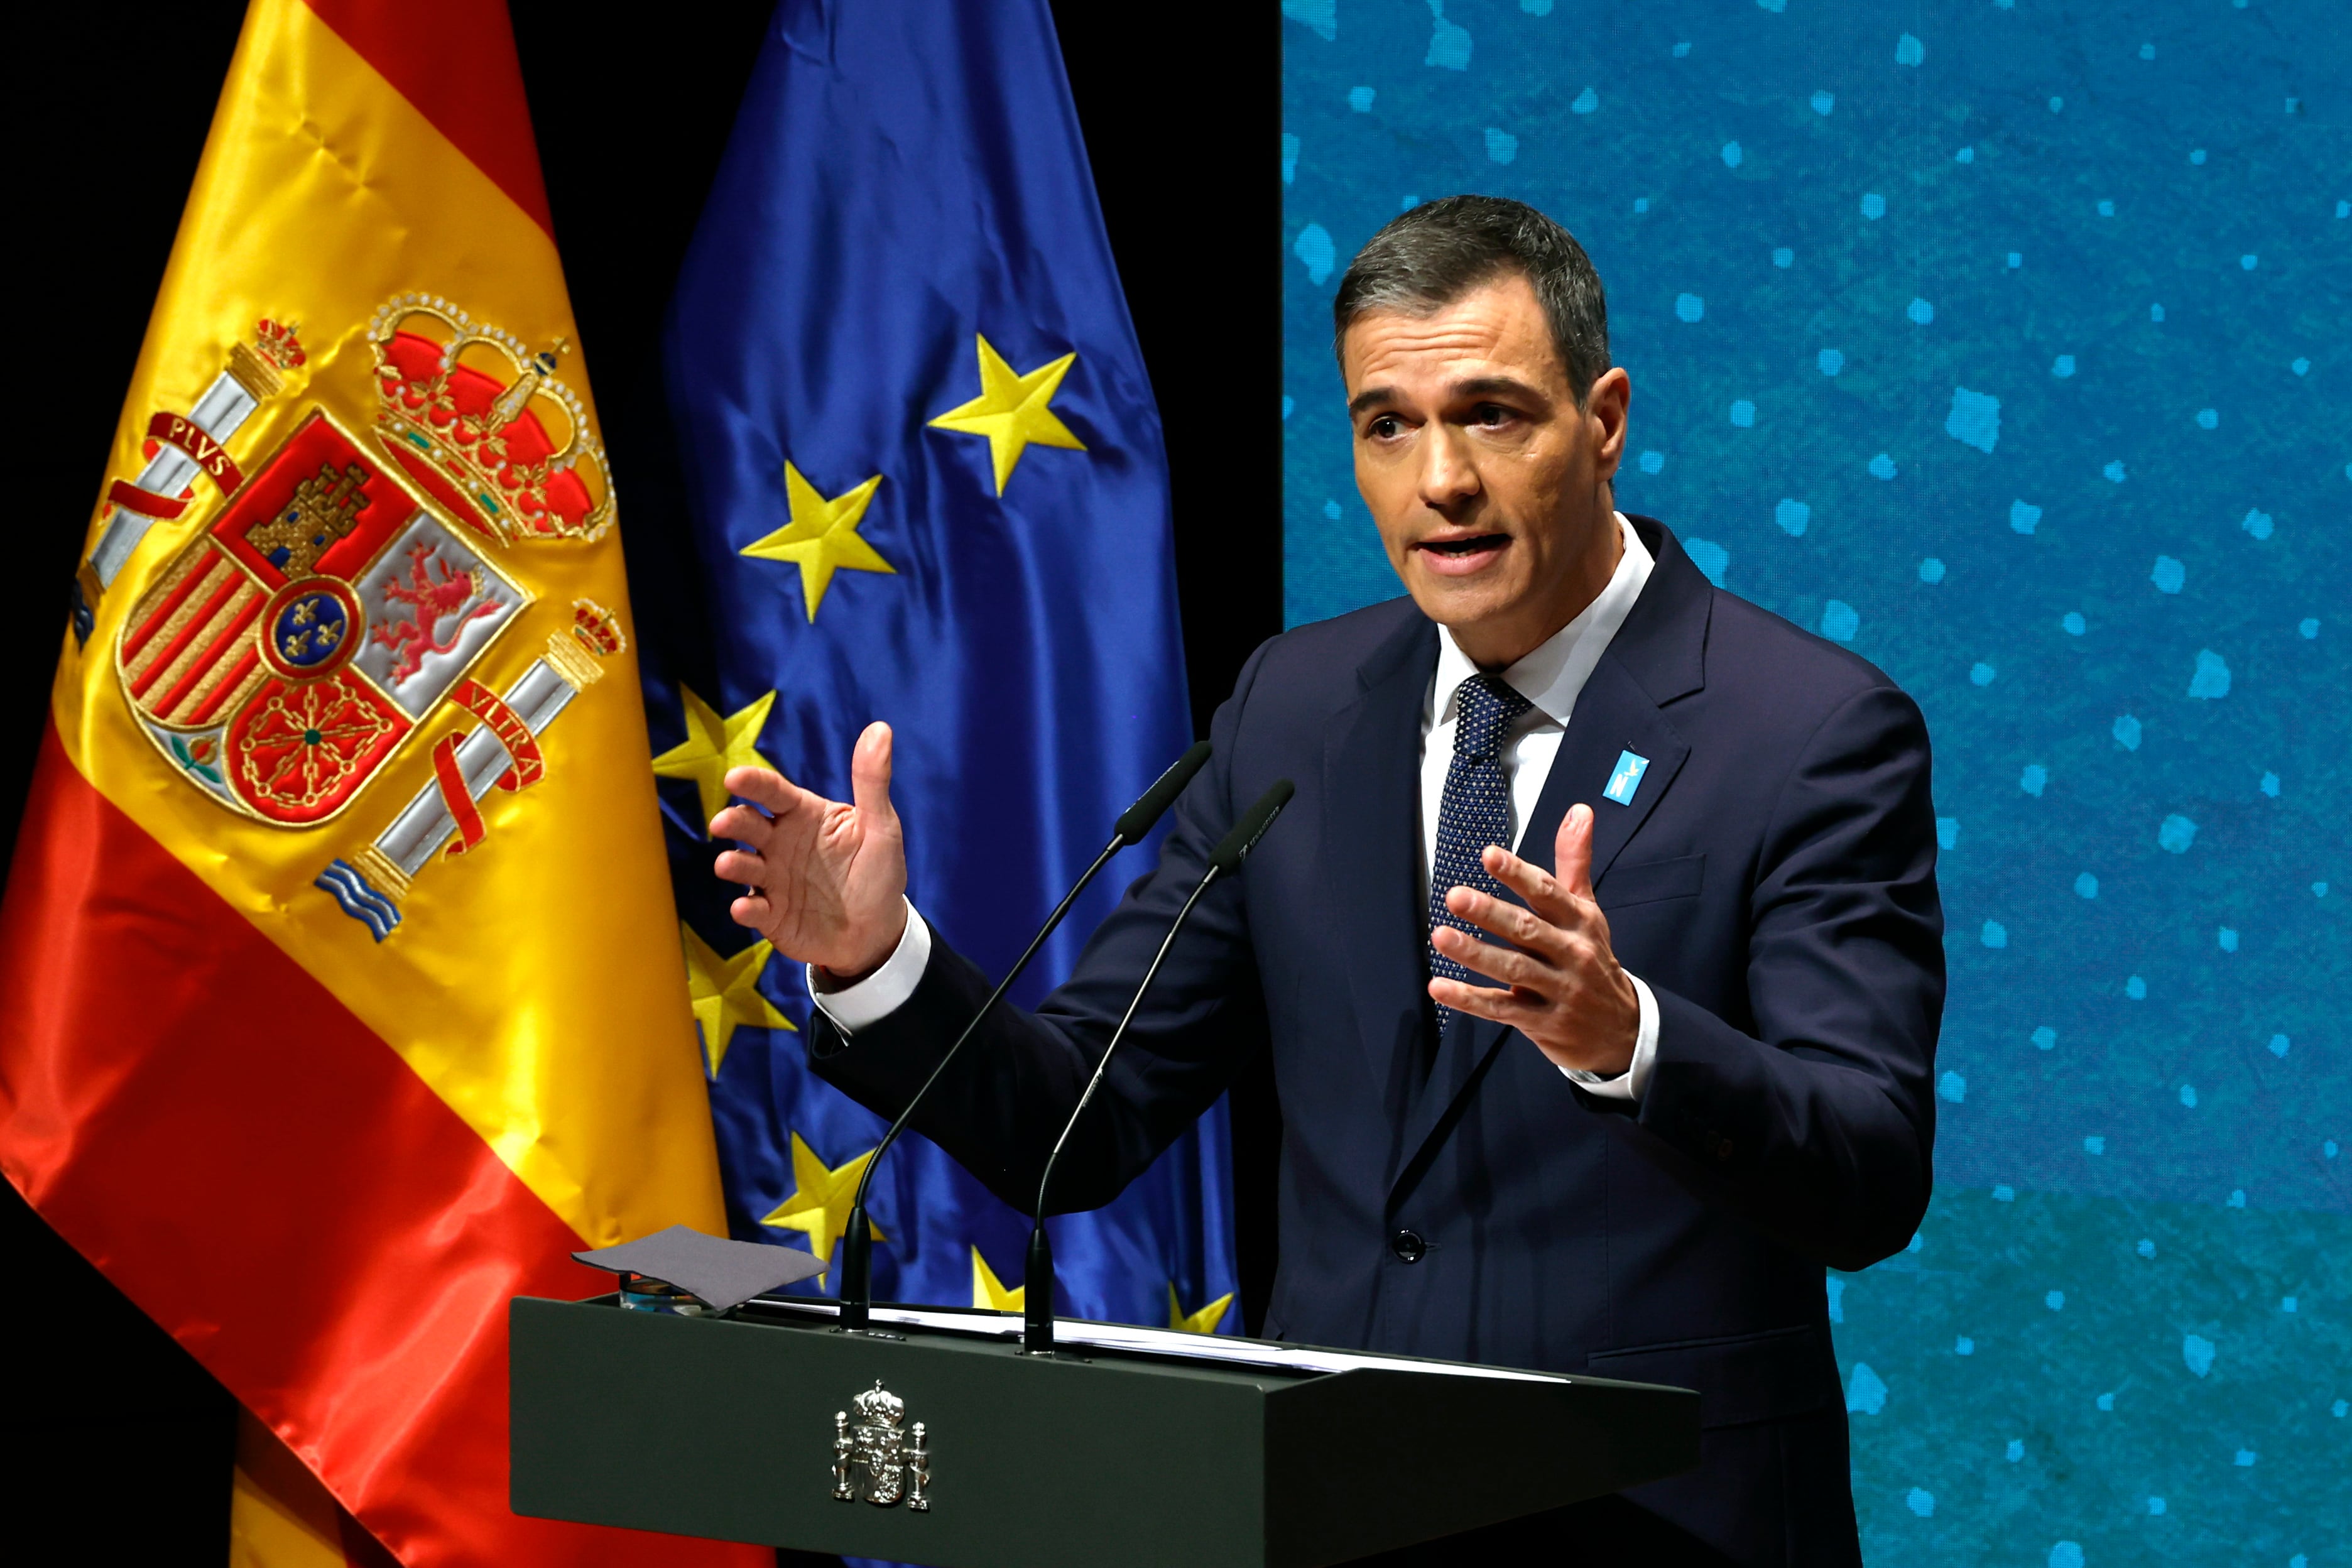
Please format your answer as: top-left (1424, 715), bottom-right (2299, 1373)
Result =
top-left (712, 719), bottom-right (910, 986)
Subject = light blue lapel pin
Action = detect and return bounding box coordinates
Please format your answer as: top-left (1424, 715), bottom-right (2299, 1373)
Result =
top-left (1602, 749), bottom-right (1651, 807)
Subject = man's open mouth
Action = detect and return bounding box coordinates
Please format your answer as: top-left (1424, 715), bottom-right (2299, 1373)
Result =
top-left (1417, 533), bottom-right (1510, 557)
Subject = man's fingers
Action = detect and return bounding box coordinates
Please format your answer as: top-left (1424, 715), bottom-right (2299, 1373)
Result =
top-left (1479, 846), bottom-right (1579, 923)
top-left (849, 721), bottom-right (897, 825)
top-left (1429, 976), bottom-right (1547, 1030)
top-left (729, 893), bottom-right (773, 930)
top-left (721, 763), bottom-right (812, 819)
top-left (713, 847), bottom-right (767, 886)
top-left (1443, 885), bottom-right (1560, 956)
top-left (1431, 923), bottom-right (1553, 993)
top-left (710, 803), bottom-right (774, 847)
top-left (1554, 803), bottom-right (1598, 901)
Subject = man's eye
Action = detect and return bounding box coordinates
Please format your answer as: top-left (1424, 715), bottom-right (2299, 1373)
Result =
top-left (1471, 403), bottom-right (1513, 427)
top-left (1367, 415), bottom-right (1402, 439)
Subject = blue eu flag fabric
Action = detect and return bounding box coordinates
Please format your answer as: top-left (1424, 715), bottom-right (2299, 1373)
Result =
top-left (648, 0), bottom-right (1239, 1336)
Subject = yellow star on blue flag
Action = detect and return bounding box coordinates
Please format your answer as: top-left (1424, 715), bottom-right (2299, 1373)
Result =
top-left (927, 334), bottom-right (1086, 494)
top-left (972, 1246), bottom-right (1025, 1312)
top-left (1168, 1283), bottom-right (1234, 1335)
top-left (741, 463), bottom-right (893, 621)
top-left (651, 685), bottom-right (776, 830)
top-left (760, 1131), bottom-right (884, 1281)
top-left (679, 922), bottom-right (795, 1077)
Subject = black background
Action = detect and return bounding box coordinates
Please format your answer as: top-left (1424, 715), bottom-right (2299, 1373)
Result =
top-left (3, 1), bottom-right (1279, 1548)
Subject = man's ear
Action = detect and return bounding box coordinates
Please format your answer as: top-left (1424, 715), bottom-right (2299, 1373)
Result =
top-left (1586, 367), bottom-right (1632, 482)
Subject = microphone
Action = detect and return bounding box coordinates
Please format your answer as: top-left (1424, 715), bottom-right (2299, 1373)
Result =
top-left (834, 741), bottom-right (1210, 1332)
top-left (1022, 778), bottom-right (1295, 1356)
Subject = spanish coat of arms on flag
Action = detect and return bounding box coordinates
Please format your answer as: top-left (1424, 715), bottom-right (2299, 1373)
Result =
top-left (1, 2), bottom-right (759, 1565)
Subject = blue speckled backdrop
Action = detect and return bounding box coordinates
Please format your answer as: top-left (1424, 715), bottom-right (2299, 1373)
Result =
top-left (1280, 2), bottom-right (2346, 1561)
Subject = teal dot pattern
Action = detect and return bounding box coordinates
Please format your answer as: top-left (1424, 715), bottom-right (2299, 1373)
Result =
top-left (1280, 1), bottom-right (2347, 1560)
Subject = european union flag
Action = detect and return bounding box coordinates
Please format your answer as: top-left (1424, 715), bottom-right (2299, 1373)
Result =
top-left (647, 0), bottom-right (1238, 1336)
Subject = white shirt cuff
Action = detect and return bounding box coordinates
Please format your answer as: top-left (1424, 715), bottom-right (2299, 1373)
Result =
top-left (804, 900), bottom-right (930, 1035)
top-left (1562, 972), bottom-right (1658, 1101)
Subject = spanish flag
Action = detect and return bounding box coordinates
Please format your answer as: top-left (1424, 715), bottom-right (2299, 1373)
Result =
top-left (1, 3), bottom-right (754, 1564)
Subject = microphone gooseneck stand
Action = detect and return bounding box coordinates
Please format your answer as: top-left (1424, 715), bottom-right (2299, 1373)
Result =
top-left (833, 741), bottom-right (1212, 1334)
top-left (1022, 778), bottom-right (1295, 1356)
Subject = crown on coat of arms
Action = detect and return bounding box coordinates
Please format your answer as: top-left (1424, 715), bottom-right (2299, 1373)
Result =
top-left (368, 295), bottom-right (613, 546)
top-left (850, 1381), bottom-right (906, 1429)
top-left (255, 317), bottom-right (307, 370)
top-left (569, 598), bottom-right (626, 657)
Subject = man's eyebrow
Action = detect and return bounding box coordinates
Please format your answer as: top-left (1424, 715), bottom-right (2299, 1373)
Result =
top-left (1347, 376), bottom-right (1552, 419)
top-left (1451, 375), bottom-right (1550, 405)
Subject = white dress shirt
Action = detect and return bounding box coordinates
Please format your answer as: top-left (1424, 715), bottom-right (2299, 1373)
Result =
top-left (812, 512), bottom-right (1660, 1101)
top-left (1420, 512), bottom-right (1658, 1099)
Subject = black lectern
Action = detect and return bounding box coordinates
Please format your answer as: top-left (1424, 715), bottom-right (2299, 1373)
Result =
top-left (511, 1293), bottom-right (1699, 1567)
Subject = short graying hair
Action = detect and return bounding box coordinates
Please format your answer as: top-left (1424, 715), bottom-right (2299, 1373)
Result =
top-left (1332, 195), bottom-right (1611, 405)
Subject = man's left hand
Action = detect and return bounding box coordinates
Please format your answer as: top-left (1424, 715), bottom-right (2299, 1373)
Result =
top-left (1428, 802), bottom-right (1640, 1077)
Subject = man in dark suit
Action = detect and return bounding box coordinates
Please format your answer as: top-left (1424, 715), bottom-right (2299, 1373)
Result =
top-left (712, 195), bottom-right (1942, 1565)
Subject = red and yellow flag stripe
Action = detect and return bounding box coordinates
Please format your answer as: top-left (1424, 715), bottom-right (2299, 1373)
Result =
top-left (2, 2), bottom-right (753, 1563)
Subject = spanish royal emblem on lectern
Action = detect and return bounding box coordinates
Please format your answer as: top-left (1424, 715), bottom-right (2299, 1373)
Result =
top-left (832, 1380), bottom-right (932, 1510)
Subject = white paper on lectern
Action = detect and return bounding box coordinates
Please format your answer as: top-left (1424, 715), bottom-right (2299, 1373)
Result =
top-left (749, 1297), bottom-right (1568, 1384)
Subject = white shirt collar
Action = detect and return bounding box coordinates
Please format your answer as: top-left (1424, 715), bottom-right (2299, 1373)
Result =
top-left (1430, 511), bottom-right (1655, 729)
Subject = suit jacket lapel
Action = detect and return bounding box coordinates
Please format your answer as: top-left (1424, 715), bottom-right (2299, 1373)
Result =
top-left (1322, 614), bottom-right (1439, 1124)
top-left (1387, 519), bottom-right (1709, 1206)
top-left (1525, 657), bottom-right (1692, 892)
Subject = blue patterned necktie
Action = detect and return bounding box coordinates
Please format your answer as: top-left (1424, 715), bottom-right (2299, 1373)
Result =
top-left (1427, 672), bottom-right (1533, 1037)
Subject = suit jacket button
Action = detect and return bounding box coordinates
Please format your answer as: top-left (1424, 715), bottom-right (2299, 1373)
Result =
top-left (1715, 1136), bottom-right (1736, 1162)
top-left (1390, 1229), bottom-right (1427, 1263)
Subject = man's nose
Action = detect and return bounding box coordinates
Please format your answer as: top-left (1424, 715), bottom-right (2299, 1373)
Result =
top-left (1415, 425), bottom-right (1480, 511)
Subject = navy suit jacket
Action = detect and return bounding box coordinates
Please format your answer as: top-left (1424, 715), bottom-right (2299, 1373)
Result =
top-left (810, 517), bottom-right (1943, 1565)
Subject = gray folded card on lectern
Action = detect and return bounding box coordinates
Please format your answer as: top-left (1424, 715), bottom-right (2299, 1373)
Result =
top-left (574, 1224), bottom-right (827, 1312)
